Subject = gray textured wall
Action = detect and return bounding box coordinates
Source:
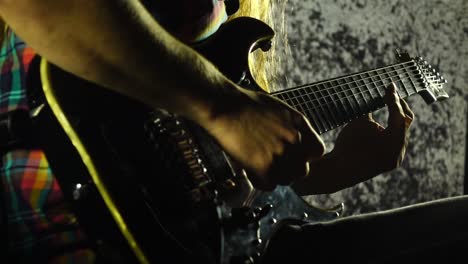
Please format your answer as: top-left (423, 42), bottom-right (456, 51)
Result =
top-left (273, 0), bottom-right (468, 216)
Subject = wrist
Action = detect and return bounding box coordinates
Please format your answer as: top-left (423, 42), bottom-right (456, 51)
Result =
top-left (173, 75), bottom-right (244, 127)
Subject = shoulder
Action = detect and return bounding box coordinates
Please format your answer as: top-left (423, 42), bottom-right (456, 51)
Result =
top-left (141, 0), bottom-right (232, 43)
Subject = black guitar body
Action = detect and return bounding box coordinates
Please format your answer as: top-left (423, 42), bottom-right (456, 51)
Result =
top-left (29, 17), bottom-right (342, 264)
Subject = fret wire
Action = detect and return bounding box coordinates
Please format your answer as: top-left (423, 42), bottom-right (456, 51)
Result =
top-left (297, 88), bottom-right (324, 132)
top-left (365, 72), bottom-right (378, 110)
top-left (309, 85), bottom-right (331, 131)
top-left (304, 86), bottom-right (325, 132)
top-left (366, 71), bottom-right (381, 111)
top-left (385, 67), bottom-right (402, 97)
top-left (363, 72), bottom-right (373, 110)
top-left (324, 81), bottom-right (346, 126)
top-left (383, 67), bottom-right (392, 90)
top-left (338, 77), bottom-right (351, 119)
top-left (346, 76), bottom-right (357, 115)
top-left (389, 66), bottom-right (398, 93)
top-left (325, 79), bottom-right (348, 124)
top-left (343, 77), bottom-right (361, 121)
top-left (356, 74), bottom-right (371, 113)
top-left (296, 89), bottom-right (325, 131)
top-left (397, 64), bottom-right (411, 97)
top-left (346, 77), bottom-right (363, 116)
top-left (316, 84), bottom-right (334, 128)
top-left (277, 93), bottom-right (290, 109)
top-left (319, 83), bottom-right (340, 129)
top-left (404, 65), bottom-right (418, 95)
top-left (335, 78), bottom-right (357, 118)
top-left (296, 85), bottom-right (324, 133)
top-left (298, 88), bottom-right (314, 115)
top-left (407, 72), bottom-right (418, 95)
top-left (363, 74), bottom-right (375, 111)
top-left (302, 86), bottom-right (325, 132)
top-left (291, 90), bottom-right (307, 115)
top-left (394, 66), bottom-right (408, 98)
top-left (393, 65), bottom-right (409, 97)
top-left (329, 80), bottom-right (348, 124)
top-left (374, 69), bottom-right (385, 97)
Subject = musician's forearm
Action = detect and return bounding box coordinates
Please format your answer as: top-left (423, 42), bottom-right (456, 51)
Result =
top-left (0, 0), bottom-right (232, 124)
top-left (292, 151), bottom-right (378, 195)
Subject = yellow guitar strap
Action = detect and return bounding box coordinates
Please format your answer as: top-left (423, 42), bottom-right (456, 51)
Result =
top-left (39, 59), bottom-right (150, 264)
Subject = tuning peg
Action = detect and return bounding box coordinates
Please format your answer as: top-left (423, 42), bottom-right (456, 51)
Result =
top-left (395, 48), bottom-right (401, 57)
top-left (424, 60), bottom-right (428, 65)
top-left (395, 49), bottom-right (410, 60)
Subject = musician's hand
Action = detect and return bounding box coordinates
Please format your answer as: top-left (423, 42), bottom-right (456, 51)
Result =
top-left (332, 82), bottom-right (414, 179)
top-left (203, 86), bottom-right (325, 191)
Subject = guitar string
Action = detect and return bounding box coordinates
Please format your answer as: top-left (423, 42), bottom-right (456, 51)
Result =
top-left (268, 59), bottom-right (439, 131)
top-left (302, 73), bottom-right (440, 132)
top-left (277, 71), bottom-right (418, 121)
top-left (291, 72), bottom-right (440, 112)
top-left (298, 72), bottom-right (440, 132)
top-left (283, 65), bottom-right (441, 114)
top-left (272, 60), bottom-right (418, 96)
top-left (273, 64), bottom-right (422, 127)
top-left (273, 63), bottom-right (421, 103)
top-left (304, 77), bottom-right (414, 131)
top-left (286, 74), bottom-right (427, 132)
top-left (279, 69), bottom-right (420, 112)
top-left (271, 62), bottom-right (422, 131)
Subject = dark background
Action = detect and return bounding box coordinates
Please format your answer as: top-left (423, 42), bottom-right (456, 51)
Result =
top-left (272, 0), bottom-right (468, 216)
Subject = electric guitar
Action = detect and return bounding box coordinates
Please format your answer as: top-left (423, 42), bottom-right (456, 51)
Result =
top-left (28, 17), bottom-right (448, 264)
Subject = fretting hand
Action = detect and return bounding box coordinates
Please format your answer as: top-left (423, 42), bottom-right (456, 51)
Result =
top-left (331, 82), bottom-right (414, 179)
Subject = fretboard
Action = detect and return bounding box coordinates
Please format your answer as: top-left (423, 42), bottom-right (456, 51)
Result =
top-left (272, 60), bottom-right (422, 134)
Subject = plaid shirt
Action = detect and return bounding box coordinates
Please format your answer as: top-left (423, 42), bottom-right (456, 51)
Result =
top-left (1, 1), bottom-right (229, 263)
top-left (1, 28), bottom-right (95, 263)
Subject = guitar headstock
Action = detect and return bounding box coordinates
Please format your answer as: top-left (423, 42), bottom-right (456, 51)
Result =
top-left (396, 49), bottom-right (449, 104)
top-left (414, 56), bottom-right (449, 104)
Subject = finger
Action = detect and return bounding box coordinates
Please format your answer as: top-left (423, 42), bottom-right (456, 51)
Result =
top-left (364, 112), bottom-right (386, 131)
top-left (270, 140), bottom-right (310, 185)
top-left (294, 113), bottom-right (326, 161)
top-left (364, 112), bottom-right (373, 120)
top-left (399, 97), bottom-right (413, 147)
top-left (399, 97), bottom-right (415, 128)
top-left (268, 111), bottom-right (321, 185)
top-left (354, 113), bottom-right (373, 124)
top-left (384, 82), bottom-right (406, 132)
top-left (345, 112), bottom-right (384, 133)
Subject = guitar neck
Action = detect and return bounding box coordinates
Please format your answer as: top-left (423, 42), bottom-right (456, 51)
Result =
top-left (272, 60), bottom-right (423, 134)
